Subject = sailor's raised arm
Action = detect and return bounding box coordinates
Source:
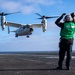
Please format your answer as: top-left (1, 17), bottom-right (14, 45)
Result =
top-left (71, 12), bottom-right (75, 22)
top-left (55, 13), bottom-right (66, 28)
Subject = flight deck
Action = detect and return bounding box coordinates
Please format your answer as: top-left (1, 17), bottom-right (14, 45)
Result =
top-left (0, 52), bottom-right (75, 75)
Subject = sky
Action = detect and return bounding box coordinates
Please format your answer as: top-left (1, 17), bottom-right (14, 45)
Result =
top-left (0, 0), bottom-right (75, 52)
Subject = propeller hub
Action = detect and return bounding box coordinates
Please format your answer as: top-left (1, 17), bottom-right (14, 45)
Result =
top-left (2, 12), bottom-right (4, 16)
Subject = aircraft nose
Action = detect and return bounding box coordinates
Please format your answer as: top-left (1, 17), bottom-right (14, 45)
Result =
top-left (30, 28), bottom-right (33, 32)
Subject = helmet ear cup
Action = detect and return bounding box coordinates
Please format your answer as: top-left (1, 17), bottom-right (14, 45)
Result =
top-left (63, 15), bottom-right (73, 22)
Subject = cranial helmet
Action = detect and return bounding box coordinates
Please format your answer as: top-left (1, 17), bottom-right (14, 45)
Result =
top-left (63, 15), bottom-right (73, 22)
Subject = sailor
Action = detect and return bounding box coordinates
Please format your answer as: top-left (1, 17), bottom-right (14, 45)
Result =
top-left (55, 13), bottom-right (75, 70)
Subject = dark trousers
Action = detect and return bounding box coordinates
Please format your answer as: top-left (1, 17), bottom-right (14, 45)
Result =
top-left (58, 38), bottom-right (73, 68)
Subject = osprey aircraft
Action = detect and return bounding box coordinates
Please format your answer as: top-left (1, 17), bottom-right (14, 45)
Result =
top-left (0, 12), bottom-right (59, 38)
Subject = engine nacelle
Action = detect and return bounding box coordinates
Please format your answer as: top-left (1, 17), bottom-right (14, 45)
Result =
top-left (42, 18), bottom-right (47, 32)
top-left (1, 16), bottom-right (6, 30)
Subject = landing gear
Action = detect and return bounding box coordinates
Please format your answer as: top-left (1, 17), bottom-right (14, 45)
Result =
top-left (26, 35), bottom-right (29, 38)
top-left (15, 34), bottom-right (18, 37)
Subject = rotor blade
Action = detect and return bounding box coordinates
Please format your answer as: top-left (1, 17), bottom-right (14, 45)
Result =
top-left (5, 11), bottom-right (21, 15)
top-left (35, 13), bottom-right (42, 17)
top-left (37, 16), bottom-right (59, 19)
top-left (46, 16), bottom-right (59, 19)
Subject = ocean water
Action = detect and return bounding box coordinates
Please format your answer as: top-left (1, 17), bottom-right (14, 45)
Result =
top-left (0, 51), bottom-right (58, 54)
top-left (0, 51), bottom-right (74, 56)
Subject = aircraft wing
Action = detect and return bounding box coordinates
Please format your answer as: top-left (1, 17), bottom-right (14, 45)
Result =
top-left (5, 22), bottom-right (23, 28)
top-left (30, 24), bottom-right (42, 28)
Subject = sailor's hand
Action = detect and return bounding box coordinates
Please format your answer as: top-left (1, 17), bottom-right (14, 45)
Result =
top-left (71, 12), bottom-right (75, 18)
top-left (61, 13), bottom-right (66, 16)
top-left (60, 13), bottom-right (66, 18)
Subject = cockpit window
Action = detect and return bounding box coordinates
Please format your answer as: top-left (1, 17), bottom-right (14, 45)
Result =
top-left (26, 25), bottom-right (30, 28)
top-left (23, 26), bottom-right (26, 29)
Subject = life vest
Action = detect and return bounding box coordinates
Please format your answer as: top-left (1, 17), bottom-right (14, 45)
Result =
top-left (60, 22), bottom-right (75, 39)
